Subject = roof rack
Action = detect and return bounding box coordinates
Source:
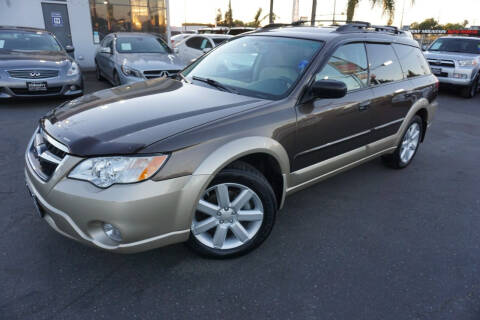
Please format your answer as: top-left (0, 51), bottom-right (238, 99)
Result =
top-left (260, 20), bottom-right (409, 37)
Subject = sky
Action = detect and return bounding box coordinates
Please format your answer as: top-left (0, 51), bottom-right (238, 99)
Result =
top-left (169, 0), bottom-right (480, 28)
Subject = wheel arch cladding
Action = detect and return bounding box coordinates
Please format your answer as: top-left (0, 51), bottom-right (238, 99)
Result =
top-left (193, 136), bottom-right (290, 208)
top-left (415, 108), bottom-right (428, 142)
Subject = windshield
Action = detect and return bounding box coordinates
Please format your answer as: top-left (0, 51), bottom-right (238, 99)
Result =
top-left (116, 36), bottom-right (169, 54)
top-left (0, 31), bottom-right (62, 52)
top-left (429, 38), bottom-right (480, 54)
top-left (183, 36), bottom-right (323, 99)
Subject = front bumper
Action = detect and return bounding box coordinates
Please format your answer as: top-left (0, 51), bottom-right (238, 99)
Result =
top-left (25, 153), bottom-right (210, 253)
top-left (0, 74), bottom-right (83, 98)
top-left (432, 67), bottom-right (476, 86)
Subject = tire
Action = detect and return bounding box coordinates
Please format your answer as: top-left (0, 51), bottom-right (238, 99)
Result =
top-left (187, 161), bottom-right (277, 258)
top-left (95, 62), bottom-right (104, 81)
top-left (460, 77), bottom-right (478, 99)
top-left (382, 115), bottom-right (423, 169)
top-left (112, 70), bottom-right (121, 87)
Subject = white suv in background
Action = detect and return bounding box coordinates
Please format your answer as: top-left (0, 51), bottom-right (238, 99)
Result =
top-left (175, 34), bottom-right (232, 64)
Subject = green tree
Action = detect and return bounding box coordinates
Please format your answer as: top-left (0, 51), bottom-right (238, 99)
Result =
top-left (224, 0), bottom-right (233, 27)
top-left (347, 0), bottom-right (415, 26)
top-left (410, 18), bottom-right (441, 30)
top-left (215, 8), bottom-right (223, 26)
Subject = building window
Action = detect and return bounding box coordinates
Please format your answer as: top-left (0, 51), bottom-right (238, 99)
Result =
top-left (89, 0), bottom-right (166, 43)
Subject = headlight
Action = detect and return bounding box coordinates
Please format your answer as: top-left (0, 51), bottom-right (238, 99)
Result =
top-left (67, 61), bottom-right (80, 76)
top-left (457, 59), bottom-right (478, 67)
top-left (68, 155), bottom-right (168, 188)
top-left (121, 65), bottom-right (144, 78)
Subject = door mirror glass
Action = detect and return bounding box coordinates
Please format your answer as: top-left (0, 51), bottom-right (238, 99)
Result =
top-left (310, 79), bottom-right (347, 99)
top-left (100, 46), bottom-right (112, 54)
top-left (65, 45), bottom-right (74, 53)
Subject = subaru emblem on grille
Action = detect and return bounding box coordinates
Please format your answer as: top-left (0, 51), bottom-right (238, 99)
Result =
top-left (30, 72), bottom-right (41, 78)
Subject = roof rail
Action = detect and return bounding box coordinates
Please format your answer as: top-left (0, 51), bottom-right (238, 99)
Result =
top-left (372, 25), bottom-right (400, 34)
top-left (261, 23), bottom-right (291, 29)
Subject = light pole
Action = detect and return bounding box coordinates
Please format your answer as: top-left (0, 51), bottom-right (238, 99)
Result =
top-left (269, 0), bottom-right (274, 24)
top-left (332, 0), bottom-right (337, 24)
top-left (311, 0), bottom-right (317, 26)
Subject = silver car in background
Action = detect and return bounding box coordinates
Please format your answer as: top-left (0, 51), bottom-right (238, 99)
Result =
top-left (0, 26), bottom-right (83, 99)
top-left (95, 32), bottom-right (185, 86)
top-left (424, 36), bottom-right (480, 98)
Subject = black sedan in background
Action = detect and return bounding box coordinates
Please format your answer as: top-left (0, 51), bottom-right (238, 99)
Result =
top-left (0, 26), bottom-right (83, 99)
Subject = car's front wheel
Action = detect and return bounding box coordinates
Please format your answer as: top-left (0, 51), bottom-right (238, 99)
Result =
top-left (460, 76), bottom-right (479, 98)
top-left (382, 115), bottom-right (423, 169)
top-left (187, 162), bottom-right (277, 258)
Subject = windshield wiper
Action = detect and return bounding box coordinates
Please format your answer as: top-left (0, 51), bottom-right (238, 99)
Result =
top-left (192, 76), bottom-right (237, 93)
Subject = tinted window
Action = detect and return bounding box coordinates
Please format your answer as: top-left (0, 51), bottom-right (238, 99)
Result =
top-left (116, 36), bottom-right (168, 53)
top-left (393, 44), bottom-right (431, 78)
top-left (186, 37), bottom-right (203, 50)
top-left (366, 43), bottom-right (404, 86)
top-left (429, 38), bottom-right (480, 54)
top-left (315, 43), bottom-right (368, 91)
top-left (0, 31), bottom-right (62, 52)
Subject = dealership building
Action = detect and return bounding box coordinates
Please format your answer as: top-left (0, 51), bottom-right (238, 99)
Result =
top-left (0, 0), bottom-right (171, 69)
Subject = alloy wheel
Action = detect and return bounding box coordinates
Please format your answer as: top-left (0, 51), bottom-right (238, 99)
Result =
top-left (399, 122), bottom-right (420, 164)
top-left (191, 183), bottom-right (264, 250)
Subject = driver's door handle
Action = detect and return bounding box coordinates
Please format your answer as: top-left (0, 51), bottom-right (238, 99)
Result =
top-left (358, 101), bottom-right (371, 111)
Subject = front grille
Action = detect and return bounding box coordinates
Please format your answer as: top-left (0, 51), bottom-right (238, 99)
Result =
top-left (427, 59), bottom-right (455, 68)
top-left (11, 86), bottom-right (62, 95)
top-left (143, 70), bottom-right (179, 79)
top-left (8, 69), bottom-right (59, 79)
top-left (27, 128), bottom-right (69, 181)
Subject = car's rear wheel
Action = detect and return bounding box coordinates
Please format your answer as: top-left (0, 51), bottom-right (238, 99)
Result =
top-left (382, 115), bottom-right (423, 169)
top-left (460, 76), bottom-right (479, 99)
top-left (187, 162), bottom-right (277, 258)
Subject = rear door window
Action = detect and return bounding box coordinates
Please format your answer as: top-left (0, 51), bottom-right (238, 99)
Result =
top-left (315, 43), bottom-right (369, 91)
top-left (393, 44), bottom-right (431, 78)
top-left (366, 43), bottom-right (404, 86)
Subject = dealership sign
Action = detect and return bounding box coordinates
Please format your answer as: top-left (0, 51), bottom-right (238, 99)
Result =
top-left (51, 12), bottom-right (63, 27)
top-left (410, 29), bottom-right (479, 35)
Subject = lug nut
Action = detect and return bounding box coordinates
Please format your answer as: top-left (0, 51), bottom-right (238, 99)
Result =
top-left (229, 219), bottom-right (233, 223)
top-left (220, 220), bottom-right (224, 224)
top-left (217, 211), bottom-right (221, 216)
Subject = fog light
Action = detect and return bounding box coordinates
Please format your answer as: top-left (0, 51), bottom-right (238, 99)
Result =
top-left (453, 73), bottom-right (468, 79)
top-left (103, 223), bottom-right (122, 242)
top-left (70, 85), bottom-right (77, 91)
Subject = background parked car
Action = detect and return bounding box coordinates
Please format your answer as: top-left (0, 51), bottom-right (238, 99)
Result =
top-left (170, 33), bottom-right (192, 47)
top-left (424, 36), bottom-right (480, 98)
top-left (227, 27), bottom-right (255, 35)
top-left (175, 34), bottom-right (232, 64)
top-left (95, 32), bottom-right (185, 86)
top-left (0, 26), bottom-right (83, 99)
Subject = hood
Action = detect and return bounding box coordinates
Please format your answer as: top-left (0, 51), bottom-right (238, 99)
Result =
top-left (424, 51), bottom-right (480, 61)
top-left (118, 53), bottom-right (185, 71)
top-left (42, 78), bottom-right (266, 156)
top-left (0, 50), bottom-right (71, 69)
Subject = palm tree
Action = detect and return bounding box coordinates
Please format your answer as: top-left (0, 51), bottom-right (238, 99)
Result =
top-left (346, 0), bottom-right (414, 26)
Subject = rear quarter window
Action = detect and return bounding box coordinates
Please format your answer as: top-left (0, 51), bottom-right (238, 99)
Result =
top-left (393, 44), bottom-right (431, 78)
top-left (366, 43), bottom-right (404, 86)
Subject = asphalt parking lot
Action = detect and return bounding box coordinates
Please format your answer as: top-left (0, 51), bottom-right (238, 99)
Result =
top-left (1, 73), bottom-right (480, 320)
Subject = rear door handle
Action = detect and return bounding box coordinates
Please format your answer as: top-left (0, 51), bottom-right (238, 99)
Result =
top-left (358, 101), bottom-right (371, 111)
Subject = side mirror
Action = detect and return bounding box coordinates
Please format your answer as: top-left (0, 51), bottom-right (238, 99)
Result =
top-left (310, 79), bottom-right (347, 99)
top-left (100, 47), bottom-right (112, 54)
top-left (422, 45), bottom-right (428, 51)
top-left (202, 47), bottom-right (211, 53)
top-left (65, 45), bottom-right (75, 53)
top-left (173, 47), bottom-right (179, 54)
